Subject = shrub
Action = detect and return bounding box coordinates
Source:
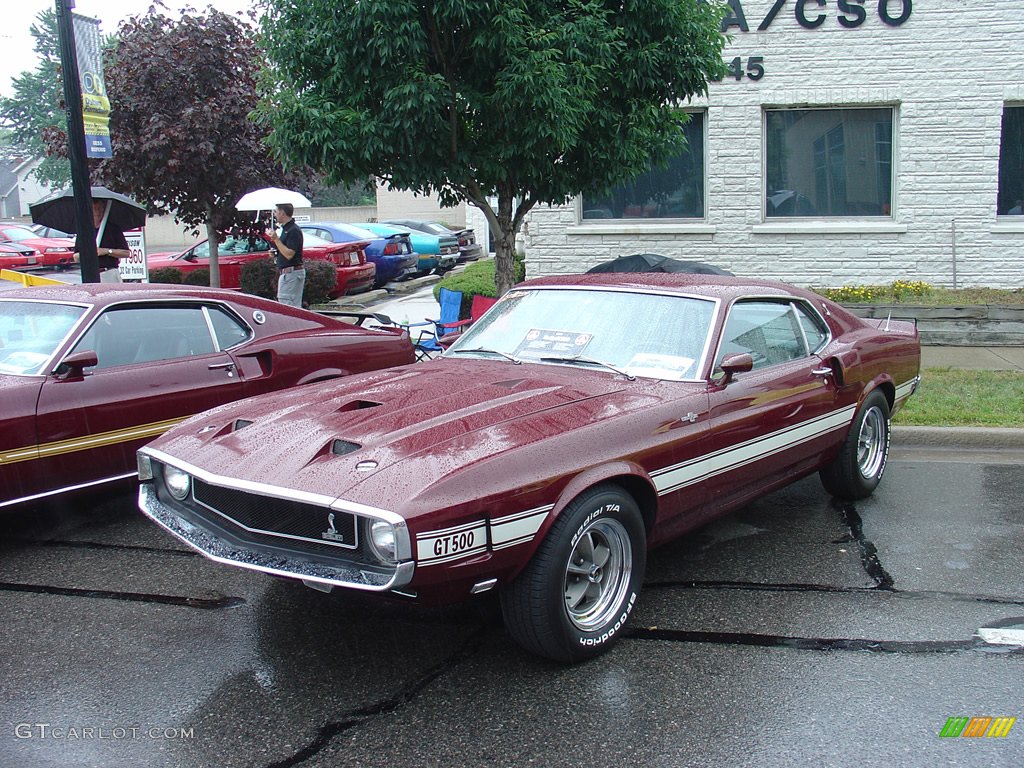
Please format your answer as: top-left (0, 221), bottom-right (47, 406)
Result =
top-left (148, 267), bottom-right (183, 284)
top-left (433, 253), bottom-right (526, 318)
top-left (240, 258), bottom-right (277, 299)
top-left (183, 268), bottom-right (210, 286)
top-left (303, 259), bottom-right (338, 306)
top-left (815, 280), bottom-right (934, 304)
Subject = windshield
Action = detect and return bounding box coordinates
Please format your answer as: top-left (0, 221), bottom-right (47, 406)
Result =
top-left (1, 226), bottom-right (40, 242)
top-left (447, 288), bottom-right (716, 381)
top-left (0, 301), bottom-right (87, 375)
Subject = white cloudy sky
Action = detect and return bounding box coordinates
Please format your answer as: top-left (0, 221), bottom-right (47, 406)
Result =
top-left (1, 0), bottom-right (254, 97)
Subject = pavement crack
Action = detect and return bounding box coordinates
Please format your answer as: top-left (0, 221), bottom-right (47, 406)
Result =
top-left (836, 500), bottom-right (895, 590)
top-left (262, 624), bottom-right (489, 768)
top-left (642, 579), bottom-right (1024, 606)
top-left (626, 627), bottom-right (1023, 655)
top-left (7, 537), bottom-right (198, 557)
top-left (0, 581), bottom-right (244, 609)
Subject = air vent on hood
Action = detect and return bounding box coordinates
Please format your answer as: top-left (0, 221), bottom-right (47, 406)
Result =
top-left (331, 440), bottom-right (362, 456)
top-left (233, 419), bottom-right (254, 432)
top-left (336, 400), bottom-right (382, 413)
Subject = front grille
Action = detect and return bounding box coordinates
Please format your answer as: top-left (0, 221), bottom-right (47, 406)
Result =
top-left (192, 478), bottom-right (358, 550)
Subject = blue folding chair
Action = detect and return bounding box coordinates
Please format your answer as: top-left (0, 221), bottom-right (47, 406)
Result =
top-left (405, 288), bottom-right (471, 360)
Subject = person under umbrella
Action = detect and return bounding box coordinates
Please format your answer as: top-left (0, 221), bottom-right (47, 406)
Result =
top-left (72, 200), bottom-right (131, 283)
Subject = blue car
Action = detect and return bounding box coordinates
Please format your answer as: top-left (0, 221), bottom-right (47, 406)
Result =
top-left (300, 222), bottom-right (418, 287)
top-left (353, 222), bottom-right (459, 275)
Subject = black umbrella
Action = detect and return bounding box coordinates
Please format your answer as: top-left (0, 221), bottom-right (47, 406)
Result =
top-left (588, 253), bottom-right (734, 276)
top-left (29, 186), bottom-right (147, 234)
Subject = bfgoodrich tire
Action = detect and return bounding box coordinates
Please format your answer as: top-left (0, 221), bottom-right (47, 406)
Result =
top-left (499, 484), bottom-right (646, 663)
top-left (820, 390), bottom-right (891, 500)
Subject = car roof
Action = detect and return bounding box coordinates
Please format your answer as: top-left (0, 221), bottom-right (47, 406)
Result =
top-left (517, 272), bottom-right (818, 303)
top-left (0, 282), bottom-right (246, 305)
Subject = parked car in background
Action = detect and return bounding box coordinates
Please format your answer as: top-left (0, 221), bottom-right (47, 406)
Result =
top-left (300, 222), bottom-right (418, 287)
top-left (137, 273), bottom-right (920, 663)
top-left (148, 232), bottom-right (375, 297)
top-left (0, 222), bottom-right (76, 270)
top-left (382, 219), bottom-right (483, 262)
top-left (29, 224), bottom-right (73, 240)
top-left (354, 222), bottom-right (458, 275)
top-left (0, 242), bottom-right (42, 272)
top-left (0, 283), bottom-right (414, 509)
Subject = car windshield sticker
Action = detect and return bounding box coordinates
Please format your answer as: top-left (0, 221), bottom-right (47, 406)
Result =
top-left (625, 353), bottom-right (696, 380)
top-left (513, 329), bottom-right (593, 361)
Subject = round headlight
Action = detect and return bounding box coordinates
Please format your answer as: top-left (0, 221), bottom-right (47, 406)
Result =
top-left (164, 465), bottom-right (192, 501)
top-left (368, 520), bottom-right (397, 563)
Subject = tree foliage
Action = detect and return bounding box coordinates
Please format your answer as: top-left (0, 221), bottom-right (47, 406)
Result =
top-left (258, 0), bottom-right (727, 293)
top-left (94, 8), bottom-right (289, 286)
top-left (0, 9), bottom-right (72, 188)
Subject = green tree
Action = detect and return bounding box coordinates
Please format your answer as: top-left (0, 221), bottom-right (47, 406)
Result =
top-left (259, 0), bottom-right (727, 294)
top-left (94, 8), bottom-right (288, 287)
top-left (0, 9), bottom-right (71, 188)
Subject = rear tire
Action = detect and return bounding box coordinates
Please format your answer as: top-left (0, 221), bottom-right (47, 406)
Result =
top-left (500, 484), bottom-right (646, 663)
top-left (820, 390), bottom-right (891, 500)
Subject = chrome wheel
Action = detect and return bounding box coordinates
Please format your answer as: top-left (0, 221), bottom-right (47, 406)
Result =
top-left (563, 518), bottom-right (632, 631)
top-left (857, 405), bottom-right (887, 479)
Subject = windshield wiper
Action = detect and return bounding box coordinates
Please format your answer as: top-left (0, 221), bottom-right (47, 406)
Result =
top-left (448, 347), bottom-right (521, 364)
top-left (537, 355), bottom-right (635, 380)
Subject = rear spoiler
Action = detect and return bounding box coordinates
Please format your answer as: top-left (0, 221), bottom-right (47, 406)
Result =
top-left (315, 309), bottom-right (395, 328)
top-left (865, 315), bottom-right (918, 336)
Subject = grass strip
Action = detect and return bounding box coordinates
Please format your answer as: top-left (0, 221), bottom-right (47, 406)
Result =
top-left (894, 368), bottom-right (1024, 427)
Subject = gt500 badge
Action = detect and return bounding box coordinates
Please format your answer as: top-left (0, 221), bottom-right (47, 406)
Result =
top-left (417, 521), bottom-right (487, 566)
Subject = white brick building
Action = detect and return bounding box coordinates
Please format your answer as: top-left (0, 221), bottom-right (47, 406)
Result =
top-left (524, 1), bottom-right (1024, 288)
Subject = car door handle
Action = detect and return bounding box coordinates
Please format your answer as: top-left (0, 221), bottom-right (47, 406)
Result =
top-left (209, 361), bottom-right (236, 377)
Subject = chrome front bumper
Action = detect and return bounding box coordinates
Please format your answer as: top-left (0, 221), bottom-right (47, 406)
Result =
top-left (138, 484), bottom-right (415, 592)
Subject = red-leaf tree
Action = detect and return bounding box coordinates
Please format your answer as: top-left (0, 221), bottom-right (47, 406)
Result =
top-left (94, 8), bottom-right (288, 286)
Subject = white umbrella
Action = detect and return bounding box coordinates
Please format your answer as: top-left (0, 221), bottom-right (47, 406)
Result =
top-left (235, 187), bottom-right (311, 212)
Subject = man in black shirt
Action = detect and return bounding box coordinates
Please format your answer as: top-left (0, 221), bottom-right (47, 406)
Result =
top-left (73, 200), bottom-right (131, 283)
top-left (266, 203), bottom-right (305, 307)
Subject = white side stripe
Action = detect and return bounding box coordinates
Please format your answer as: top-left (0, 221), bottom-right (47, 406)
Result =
top-left (652, 405), bottom-right (857, 495)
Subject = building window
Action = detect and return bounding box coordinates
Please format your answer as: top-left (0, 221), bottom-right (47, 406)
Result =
top-left (766, 107), bottom-right (894, 218)
top-left (998, 106), bottom-right (1024, 216)
top-left (582, 112), bottom-right (705, 220)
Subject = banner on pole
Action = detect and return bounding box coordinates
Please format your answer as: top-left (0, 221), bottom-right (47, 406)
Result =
top-left (72, 14), bottom-right (112, 159)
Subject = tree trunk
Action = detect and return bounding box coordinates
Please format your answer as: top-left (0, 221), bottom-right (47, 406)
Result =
top-left (205, 214), bottom-right (220, 288)
top-left (494, 192), bottom-right (516, 297)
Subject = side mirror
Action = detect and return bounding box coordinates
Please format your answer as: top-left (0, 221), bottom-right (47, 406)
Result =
top-left (55, 349), bottom-right (98, 380)
top-left (717, 352), bottom-right (754, 385)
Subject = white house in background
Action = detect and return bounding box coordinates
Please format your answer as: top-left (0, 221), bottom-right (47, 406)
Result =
top-left (522, 1), bottom-right (1024, 289)
top-left (0, 157), bottom-right (54, 218)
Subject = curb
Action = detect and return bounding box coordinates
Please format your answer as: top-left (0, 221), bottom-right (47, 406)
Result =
top-left (893, 426), bottom-right (1024, 449)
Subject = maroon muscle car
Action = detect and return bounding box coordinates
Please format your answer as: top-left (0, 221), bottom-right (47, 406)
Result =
top-left (137, 274), bottom-right (921, 662)
top-left (0, 283), bottom-right (413, 509)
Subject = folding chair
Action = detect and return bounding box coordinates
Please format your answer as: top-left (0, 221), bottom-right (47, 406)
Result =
top-left (405, 288), bottom-right (470, 360)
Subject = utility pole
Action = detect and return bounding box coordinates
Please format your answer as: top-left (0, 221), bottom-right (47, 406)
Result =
top-left (55, 0), bottom-right (98, 283)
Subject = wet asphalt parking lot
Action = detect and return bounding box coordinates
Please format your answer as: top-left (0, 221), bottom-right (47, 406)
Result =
top-left (2, 444), bottom-right (1022, 768)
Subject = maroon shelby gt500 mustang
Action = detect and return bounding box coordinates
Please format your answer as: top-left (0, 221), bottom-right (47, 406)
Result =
top-left (138, 274), bottom-right (921, 662)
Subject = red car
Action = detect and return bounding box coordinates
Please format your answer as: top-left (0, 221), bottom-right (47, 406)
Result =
top-left (137, 274), bottom-right (921, 662)
top-left (0, 242), bottom-right (40, 271)
top-left (148, 232), bottom-right (376, 297)
top-left (0, 283), bottom-right (413, 509)
top-left (0, 223), bottom-right (76, 270)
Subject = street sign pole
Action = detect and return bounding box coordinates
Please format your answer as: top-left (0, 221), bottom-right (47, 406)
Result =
top-left (55, 0), bottom-right (99, 283)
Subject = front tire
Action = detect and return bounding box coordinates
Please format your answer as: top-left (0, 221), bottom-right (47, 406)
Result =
top-left (500, 484), bottom-right (646, 663)
top-left (820, 390), bottom-right (891, 500)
